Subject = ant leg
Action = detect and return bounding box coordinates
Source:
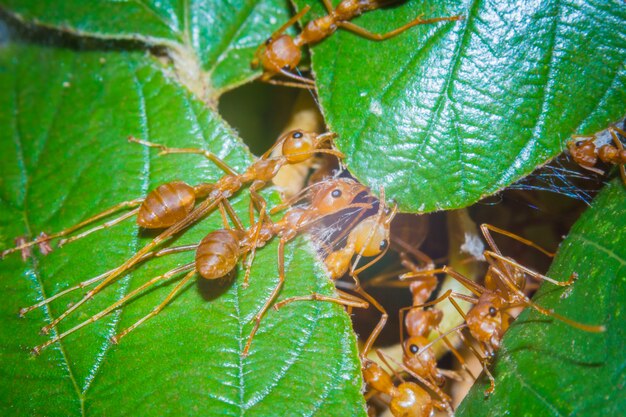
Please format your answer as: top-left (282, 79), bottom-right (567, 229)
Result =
top-left (273, 289), bottom-right (369, 311)
top-left (20, 244), bottom-right (197, 317)
top-left (365, 269), bottom-right (411, 288)
top-left (337, 15), bottom-right (463, 41)
top-left (265, 78), bottom-right (316, 89)
top-left (40, 195), bottom-right (224, 333)
top-left (493, 268), bottom-right (605, 333)
top-left (218, 198), bottom-right (245, 231)
top-left (273, 5), bottom-right (311, 37)
top-left (377, 349), bottom-right (453, 410)
top-left (454, 330), bottom-right (496, 396)
top-left (355, 285), bottom-right (387, 358)
top-left (609, 127), bottom-right (626, 185)
top-left (58, 208), bottom-right (140, 247)
top-left (111, 268), bottom-right (197, 344)
top-left (320, 0), bottom-right (334, 14)
top-left (242, 187), bottom-right (270, 288)
top-left (32, 263), bottom-right (195, 355)
top-left (350, 258), bottom-right (390, 357)
top-left (1, 198), bottom-right (144, 259)
top-left (243, 238), bottom-right (288, 357)
top-left (437, 328), bottom-right (478, 381)
top-left (128, 136), bottom-right (238, 176)
top-left (441, 266), bottom-right (484, 296)
top-left (484, 251), bottom-right (576, 286)
top-left (480, 223), bottom-right (555, 257)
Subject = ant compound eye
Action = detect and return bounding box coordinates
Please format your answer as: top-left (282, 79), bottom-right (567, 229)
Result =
top-left (265, 37), bottom-right (272, 45)
top-left (575, 141), bottom-right (584, 147)
top-left (379, 239), bottom-right (388, 251)
top-left (292, 131), bottom-right (303, 139)
top-left (409, 344), bottom-right (419, 354)
top-left (489, 306), bottom-right (497, 317)
top-left (331, 189), bottom-right (342, 198)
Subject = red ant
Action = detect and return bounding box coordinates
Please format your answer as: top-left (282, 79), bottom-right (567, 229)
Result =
top-left (568, 124), bottom-right (626, 185)
top-left (274, 187), bottom-right (397, 358)
top-left (9, 130), bottom-right (344, 337)
top-left (406, 224), bottom-right (606, 396)
top-left (252, 1), bottom-right (463, 87)
top-left (3, 130), bottom-right (342, 259)
top-left (30, 178), bottom-right (372, 355)
top-left (362, 354), bottom-right (453, 417)
top-left (399, 261), bottom-right (477, 389)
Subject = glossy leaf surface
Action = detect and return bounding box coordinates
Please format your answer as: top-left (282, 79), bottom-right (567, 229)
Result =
top-left (0, 42), bottom-right (366, 417)
top-left (457, 179), bottom-right (625, 416)
top-left (0, 0), bottom-right (294, 93)
top-left (298, 0), bottom-right (626, 211)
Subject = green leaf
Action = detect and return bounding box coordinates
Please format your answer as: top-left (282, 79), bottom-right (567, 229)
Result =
top-left (457, 179), bottom-right (626, 416)
top-left (296, 0), bottom-right (626, 212)
top-left (0, 0), bottom-right (294, 95)
top-left (0, 42), bottom-right (366, 416)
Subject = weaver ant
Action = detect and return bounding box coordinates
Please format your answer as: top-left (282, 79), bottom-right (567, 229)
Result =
top-left (275, 187), bottom-right (397, 358)
top-left (405, 224), bottom-right (606, 396)
top-left (568, 124), bottom-right (626, 185)
top-left (398, 261), bottom-right (477, 389)
top-left (30, 178), bottom-right (372, 355)
top-left (363, 352), bottom-right (453, 417)
top-left (252, 1), bottom-right (463, 87)
top-left (7, 129), bottom-right (345, 338)
top-left (2, 130), bottom-right (341, 260)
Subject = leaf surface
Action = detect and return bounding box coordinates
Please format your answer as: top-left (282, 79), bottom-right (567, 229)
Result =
top-left (457, 179), bottom-right (626, 416)
top-left (297, 0), bottom-right (626, 211)
top-left (0, 0), bottom-right (294, 94)
top-left (0, 42), bottom-right (366, 417)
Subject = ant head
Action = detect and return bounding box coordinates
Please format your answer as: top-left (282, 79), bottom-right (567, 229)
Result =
top-left (281, 129), bottom-right (318, 163)
top-left (467, 292), bottom-right (505, 346)
top-left (254, 34), bottom-right (302, 75)
top-left (403, 336), bottom-right (435, 360)
top-left (350, 217), bottom-right (389, 257)
top-left (391, 383), bottom-right (433, 417)
top-left (310, 179), bottom-right (369, 215)
top-left (567, 138), bottom-right (597, 167)
top-left (348, 189), bottom-right (396, 257)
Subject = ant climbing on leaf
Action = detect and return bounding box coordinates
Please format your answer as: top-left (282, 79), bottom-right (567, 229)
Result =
top-left (6, 129), bottom-right (344, 340)
top-left (29, 178), bottom-right (372, 355)
top-left (252, 0), bottom-right (464, 87)
top-left (2, 130), bottom-right (342, 260)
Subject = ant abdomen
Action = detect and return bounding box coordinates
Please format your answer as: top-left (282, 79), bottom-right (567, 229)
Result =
top-left (137, 181), bottom-right (196, 229)
top-left (195, 229), bottom-right (243, 279)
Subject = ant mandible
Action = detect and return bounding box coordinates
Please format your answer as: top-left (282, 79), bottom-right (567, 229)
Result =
top-left (252, 1), bottom-right (463, 87)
